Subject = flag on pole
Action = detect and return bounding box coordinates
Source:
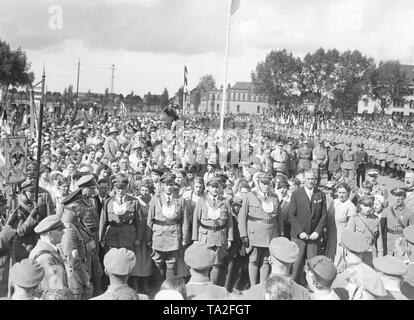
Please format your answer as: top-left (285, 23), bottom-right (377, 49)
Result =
top-left (120, 101), bottom-right (128, 114)
top-left (231, 0), bottom-right (241, 14)
top-left (184, 66), bottom-right (188, 90)
top-left (0, 109), bottom-right (10, 135)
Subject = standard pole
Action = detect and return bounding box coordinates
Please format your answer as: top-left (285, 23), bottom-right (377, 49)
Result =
top-left (219, 0), bottom-right (233, 140)
top-left (34, 66), bottom-right (45, 205)
top-left (76, 58), bottom-right (80, 99)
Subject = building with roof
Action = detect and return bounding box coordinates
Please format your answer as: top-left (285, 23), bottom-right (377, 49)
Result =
top-left (357, 64), bottom-right (414, 117)
top-left (198, 82), bottom-right (270, 114)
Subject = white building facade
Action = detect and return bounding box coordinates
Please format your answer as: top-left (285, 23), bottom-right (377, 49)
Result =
top-left (357, 64), bottom-right (414, 117)
top-left (199, 82), bottom-right (270, 115)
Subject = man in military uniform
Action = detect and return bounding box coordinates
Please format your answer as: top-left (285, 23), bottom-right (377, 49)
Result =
top-left (341, 142), bottom-right (356, 181)
top-left (284, 140), bottom-right (297, 178)
top-left (373, 255), bottom-right (409, 300)
top-left (355, 143), bottom-right (369, 188)
top-left (29, 215), bottom-right (68, 296)
top-left (381, 187), bottom-right (414, 256)
top-left (271, 141), bottom-right (288, 178)
top-left (238, 237), bottom-right (309, 300)
top-left (8, 182), bottom-right (43, 262)
top-left (332, 230), bottom-right (377, 299)
top-left (327, 142), bottom-right (342, 182)
top-left (91, 248), bottom-right (148, 300)
top-left (366, 169), bottom-right (389, 208)
top-left (60, 195), bottom-right (93, 300)
top-left (70, 175), bottom-right (103, 295)
top-left (377, 138), bottom-right (388, 176)
top-left (404, 171), bottom-right (414, 214)
top-left (147, 173), bottom-right (190, 284)
top-left (296, 140), bottom-right (312, 173)
top-left (311, 140), bottom-right (328, 187)
top-left (238, 172), bottom-right (280, 285)
top-left (192, 176), bottom-right (233, 286)
top-left (184, 242), bottom-right (229, 300)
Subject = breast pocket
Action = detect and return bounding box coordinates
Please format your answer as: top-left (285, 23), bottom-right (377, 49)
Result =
top-left (199, 228), bottom-right (208, 245)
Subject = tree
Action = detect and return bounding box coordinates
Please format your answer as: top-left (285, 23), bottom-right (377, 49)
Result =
top-left (191, 74), bottom-right (217, 112)
top-left (160, 87), bottom-right (169, 107)
top-left (251, 49), bottom-right (302, 113)
top-left (0, 40), bottom-right (34, 107)
top-left (332, 50), bottom-right (375, 112)
top-left (368, 60), bottom-right (410, 116)
top-left (300, 48), bottom-right (343, 111)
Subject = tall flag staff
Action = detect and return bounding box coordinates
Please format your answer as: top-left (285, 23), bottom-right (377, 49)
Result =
top-left (218, 0), bottom-right (240, 140)
top-left (183, 64), bottom-right (188, 118)
top-left (34, 64), bottom-right (46, 205)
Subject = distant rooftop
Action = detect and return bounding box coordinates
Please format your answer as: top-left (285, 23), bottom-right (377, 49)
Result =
top-left (400, 64), bottom-right (414, 86)
top-left (232, 82), bottom-right (255, 90)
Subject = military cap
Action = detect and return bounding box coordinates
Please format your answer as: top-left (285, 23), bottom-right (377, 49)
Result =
top-left (20, 181), bottom-right (35, 192)
top-left (140, 178), bottom-right (154, 191)
top-left (373, 255), bottom-right (408, 276)
top-left (76, 174), bottom-right (96, 188)
top-left (112, 173), bottom-right (129, 187)
top-left (277, 180), bottom-right (290, 189)
top-left (361, 272), bottom-right (387, 297)
top-left (79, 165), bottom-right (91, 174)
top-left (10, 258), bottom-right (45, 288)
top-left (207, 176), bottom-right (222, 186)
top-left (359, 195), bottom-right (375, 207)
top-left (109, 127), bottom-right (118, 134)
top-left (308, 255), bottom-right (337, 282)
top-left (34, 215), bottom-right (64, 234)
top-left (104, 248), bottom-right (136, 276)
top-left (246, 166), bottom-right (258, 176)
top-left (391, 187), bottom-right (406, 197)
top-left (61, 189), bottom-right (83, 206)
top-left (403, 225), bottom-right (414, 244)
top-left (151, 168), bottom-right (164, 176)
top-left (269, 237), bottom-right (299, 264)
top-left (257, 172), bottom-right (272, 183)
top-left (184, 243), bottom-right (215, 270)
top-left (366, 169), bottom-right (379, 176)
top-left (341, 230), bottom-right (370, 253)
top-left (160, 173), bottom-right (176, 184)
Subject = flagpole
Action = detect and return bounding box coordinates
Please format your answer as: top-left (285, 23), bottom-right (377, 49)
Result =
top-left (34, 65), bottom-right (45, 205)
top-left (182, 57), bottom-right (187, 119)
top-left (219, 0), bottom-right (233, 140)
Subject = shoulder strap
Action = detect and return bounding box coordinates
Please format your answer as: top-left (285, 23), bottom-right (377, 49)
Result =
top-left (356, 215), bottom-right (376, 238)
top-left (390, 207), bottom-right (406, 228)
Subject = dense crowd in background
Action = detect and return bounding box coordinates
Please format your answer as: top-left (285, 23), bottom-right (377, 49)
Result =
top-left (0, 101), bottom-right (413, 300)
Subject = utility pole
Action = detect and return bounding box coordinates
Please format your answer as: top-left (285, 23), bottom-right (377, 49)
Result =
top-left (76, 58), bottom-right (80, 99)
top-left (110, 64), bottom-right (116, 94)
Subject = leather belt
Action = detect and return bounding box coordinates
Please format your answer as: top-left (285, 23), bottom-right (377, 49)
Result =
top-left (109, 221), bottom-right (133, 227)
top-left (248, 215), bottom-right (275, 224)
top-left (153, 219), bottom-right (180, 226)
top-left (200, 222), bottom-right (226, 232)
top-left (300, 157), bottom-right (311, 160)
top-left (387, 228), bottom-right (403, 235)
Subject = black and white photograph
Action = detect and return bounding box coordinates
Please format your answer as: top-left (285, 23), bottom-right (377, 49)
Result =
top-left (0, 0), bottom-right (414, 306)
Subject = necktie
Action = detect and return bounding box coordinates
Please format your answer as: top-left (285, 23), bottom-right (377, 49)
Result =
top-left (167, 197), bottom-right (171, 206)
top-left (120, 198), bottom-right (123, 205)
top-left (213, 198), bottom-right (216, 206)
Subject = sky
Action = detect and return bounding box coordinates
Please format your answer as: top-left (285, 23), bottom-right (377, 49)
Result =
top-left (1, 0), bottom-right (414, 96)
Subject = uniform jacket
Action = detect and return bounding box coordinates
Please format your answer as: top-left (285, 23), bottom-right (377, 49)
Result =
top-left (186, 280), bottom-right (229, 300)
top-left (99, 195), bottom-right (143, 250)
top-left (77, 198), bottom-right (100, 234)
top-left (29, 240), bottom-right (68, 293)
top-left (0, 225), bottom-right (15, 289)
top-left (297, 147), bottom-right (312, 170)
top-left (192, 195), bottom-right (233, 248)
top-left (288, 187), bottom-right (327, 238)
top-left (60, 222), bottom-right (91, 291)
top-left (147, 193), bottom-right (190, 252)
top-left (238, 190), bottom-right (280, 247)
top-left (328, 149), bottom-right (342, 172)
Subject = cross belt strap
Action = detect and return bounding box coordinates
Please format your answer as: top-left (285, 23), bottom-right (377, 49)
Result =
top-left (199, 222), bottom-right (226, 232)
top-left (248, 215), bottom-right (275, 224)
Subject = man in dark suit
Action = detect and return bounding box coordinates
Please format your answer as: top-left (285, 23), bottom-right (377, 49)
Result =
top-left (288, 169), bottom-right (327, 286)
top-left (95, 178), bottom-right (111, 215)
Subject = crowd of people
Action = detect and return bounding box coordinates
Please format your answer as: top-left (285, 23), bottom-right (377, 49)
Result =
top-left (0, 105), bottom-right (413, 300)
